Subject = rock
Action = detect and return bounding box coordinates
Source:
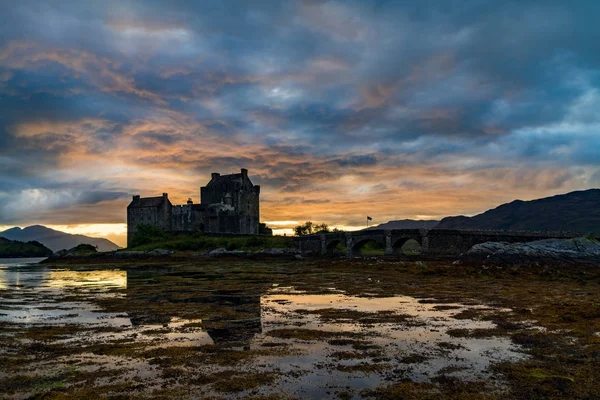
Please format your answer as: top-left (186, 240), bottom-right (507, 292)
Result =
top-left (464, 237), bottom-right (600, 264)
top-left (262, 248), bottom-right (301, 255)
top-left (207, 248), bottom-right (248, 257)
top-left (208, 248), bottom-right (228, 257)
top-left (228, 250), bottom-right (248, 257)
top-left (264, 248), bottom-right (285, 255)
top-left (114, 251), bottom-right (146, 258)
top-left (147, 249), bottom-right (174, 256)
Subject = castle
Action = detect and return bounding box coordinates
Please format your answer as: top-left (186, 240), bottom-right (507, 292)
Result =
top-left (127, 168), bottom-right (260, 246)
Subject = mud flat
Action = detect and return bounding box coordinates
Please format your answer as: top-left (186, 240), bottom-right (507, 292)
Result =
top-left (1, 258), bottom-right (599, 399)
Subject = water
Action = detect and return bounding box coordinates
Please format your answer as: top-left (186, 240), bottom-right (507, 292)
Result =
top-left (0, 263), bottom-right (530, 399)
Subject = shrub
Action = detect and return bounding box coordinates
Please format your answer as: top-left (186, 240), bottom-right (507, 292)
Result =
top-left (70, 244), bottom-right (97, 253)
top-left (258, 223), bottom-right (273, 235)
top-left (246, 236), bottom-right (261, 248)
top-left (129, 224), bottom-right (168, 248)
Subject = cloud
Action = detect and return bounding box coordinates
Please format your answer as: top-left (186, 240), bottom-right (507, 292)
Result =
top-left (0, 0), bottom-right (600, 231)
top-left (0, 188), bottom-right (128, 224)
top-left (332, 154), bottom-right (378, 167)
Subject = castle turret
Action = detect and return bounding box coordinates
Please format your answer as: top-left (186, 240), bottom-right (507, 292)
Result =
top-left (224, 193), bottom-right (233, 206)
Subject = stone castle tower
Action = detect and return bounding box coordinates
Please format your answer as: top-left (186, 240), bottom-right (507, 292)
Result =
top-left (127, 168), bottom-right (260, 246)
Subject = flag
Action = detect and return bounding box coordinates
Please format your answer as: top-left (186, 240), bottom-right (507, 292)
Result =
top-left (367, 216), bottom-right (372, 221)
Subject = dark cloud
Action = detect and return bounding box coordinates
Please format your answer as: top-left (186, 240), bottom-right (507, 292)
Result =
top-left (332, 154), bottom-right (378, 167)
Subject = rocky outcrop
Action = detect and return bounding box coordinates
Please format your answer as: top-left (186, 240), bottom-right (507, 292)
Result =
top-left (464, 237), bottom-right (600, 264)
top-left (47, 248), bottom-right (174, 261)
top-left (207, 247), bottom-right (301, 257)
top-left (107, 249), bottom-right (174, 258)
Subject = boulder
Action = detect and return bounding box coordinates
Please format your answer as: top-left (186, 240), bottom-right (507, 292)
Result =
top-left (464, 237), bottom-right (600, 264)
top-left (147, 249), bottom-right (174, 256)
top-left (262, 248), bottom-right (301, 255)
top-left (208, 248), bottom-right (228, 257)
top-left (113, 251), bottom-right (146, 258)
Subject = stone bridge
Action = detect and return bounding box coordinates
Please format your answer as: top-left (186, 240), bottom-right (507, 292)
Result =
top-left (293, 229), bottom-right (584, 257)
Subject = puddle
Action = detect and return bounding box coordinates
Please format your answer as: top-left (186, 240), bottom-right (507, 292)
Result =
top-left (243, 293), bottom-right (523, 397)
top-left (0, 263), bottom-right (531, 399)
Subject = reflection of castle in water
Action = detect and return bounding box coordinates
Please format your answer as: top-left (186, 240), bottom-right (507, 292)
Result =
top-left (1, 265), bottom-right (264, 345)
top-left (201, 292), bottom-right (262, 345)
top-left (125, 270), bottom-right (263, 345)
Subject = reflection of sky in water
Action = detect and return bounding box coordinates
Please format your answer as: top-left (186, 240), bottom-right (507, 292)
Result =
top-left (0, 267), bottom-right (128, 326)
top-left (0, 258), bottom-right (47, 289)
top-left (0, 257), bottom-right (48, 267)
top-left (0, 266), bottom-right (126, 291)
top-left (0, 267), bottom-right (213, 345)
top-left (46, 270), bottom-right (127, 289)
top-left (252, 291), bottom-right (526, 396)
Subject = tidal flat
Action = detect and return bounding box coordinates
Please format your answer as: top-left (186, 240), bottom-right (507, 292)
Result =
top-left (1, 257), bottom-right (599, 399)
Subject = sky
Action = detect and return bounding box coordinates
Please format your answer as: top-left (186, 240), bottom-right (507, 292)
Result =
top-left (1, 0), bottom-right (600, 247)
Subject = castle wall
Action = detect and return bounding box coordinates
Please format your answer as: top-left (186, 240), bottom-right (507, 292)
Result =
top-left (238, 186), bottom-right (260, 234)
top-left (171, 205), bottom-right (205, 232)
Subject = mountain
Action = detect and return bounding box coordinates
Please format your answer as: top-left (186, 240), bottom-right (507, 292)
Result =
top-left (0, 237), bottom-right (53, 258)
top-left (0, 225), bottom-right (121, 252)
top-left (365, 219), bottom-right (440, 230)
top-left (436, 189), bottom-right (600, 233)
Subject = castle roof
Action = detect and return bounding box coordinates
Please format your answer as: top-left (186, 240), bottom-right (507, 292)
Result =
top-left (204, 169), bottom-right (258, 189)
top-left (128, 195), bottom-right (171, 208)
top-left (207, 173), bottom-right (244, 187)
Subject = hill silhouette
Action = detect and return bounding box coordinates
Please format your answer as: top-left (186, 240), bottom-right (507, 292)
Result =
top-left (0, 237), bottom-right (53, 258)
top-left (0, 225), bottom-right (121, 252)
top-left (365, 219), bottom-right (439, 230)
top-left (436, 189), bottom-right (600, 233)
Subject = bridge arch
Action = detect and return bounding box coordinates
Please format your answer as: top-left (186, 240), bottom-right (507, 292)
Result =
top-left (325, 239), bottom-right (345, 255)
top-left (392, 237), bottom-right (422, 255)
top-left (351, 237), bottom-right (386, 256)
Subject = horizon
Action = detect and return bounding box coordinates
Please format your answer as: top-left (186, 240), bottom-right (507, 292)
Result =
top-left (2, 1), bottom-right (600, 245)
top-left (2, 186), bottom-right (598, 248)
